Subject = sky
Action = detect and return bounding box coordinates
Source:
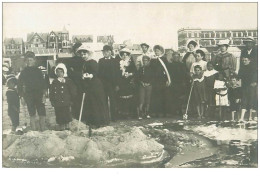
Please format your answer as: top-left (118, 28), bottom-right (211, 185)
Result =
top-left (3, 3), bottom-right (257, 49)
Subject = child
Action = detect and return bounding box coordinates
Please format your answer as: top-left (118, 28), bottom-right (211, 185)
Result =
top-left (214, 72), bottom-right (229, 121)
top-left (190, 49), bottom-right (208, 76)
top-left (204, 62), bottom-right (218, 119)
top-left (50, 63), bottom-right (77, 130)
top-left (136, 55), bottom-right (153, 119)
top-left (228, 75), bottom-right (242, 121)
top-left (238, 57), bottom-right (257, 122)
top-left (192, 65), bottom-right (207, 119)
top-left (6, 76), bottom-right (20, 133)
top-left (18, 51), bottom-right (47, 131)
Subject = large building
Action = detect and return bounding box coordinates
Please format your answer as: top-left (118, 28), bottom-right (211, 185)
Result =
top-left (3, 38), bottom-right (24, 56)
top-left (25, 32), bottom-right (49, 52)
top-left (48, 26), bottom-right (70, 53)
top-left (178, 27), bottom-right (258, 52)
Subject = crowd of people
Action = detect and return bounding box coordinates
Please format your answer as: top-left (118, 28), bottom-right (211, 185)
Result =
top-left (4, 36), bottom-right (258, 133)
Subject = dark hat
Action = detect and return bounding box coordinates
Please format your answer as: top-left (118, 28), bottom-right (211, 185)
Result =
top-left (153, 45), bottom-right (165, 54)
top-left (24, 51), bottom-right (35, 58)
top-left (140, 43), bottom-right (149, 48)
top-left (243, 36), bottom-right (255, 43)
top-left (187, 40), bottom-right (198, 47)
top-left (102, 45), bottom-right (113, 52)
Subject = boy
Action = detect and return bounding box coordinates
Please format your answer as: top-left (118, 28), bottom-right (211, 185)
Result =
top-left (50, 63), bottom-right (76, 130)
top-left (98, 45), bottom-right (119, 122)
top-left (190, 49), bottom-right (207, 76)
top-left (228, 75), bottom-right (242, 121)
top-left (238, 57), bottom-right (257, 121)
top-left (6, 76), bottom-right (20, 133)
top-left (136, 43), bottom-right (154, 70)
top-left (18, 51), bottom-right (47, 131)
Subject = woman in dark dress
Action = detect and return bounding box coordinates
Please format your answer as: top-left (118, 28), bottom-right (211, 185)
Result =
top-left (76, 44), bottom-right (109, 128)
top-left (117, 48), bottom-right (137, 118)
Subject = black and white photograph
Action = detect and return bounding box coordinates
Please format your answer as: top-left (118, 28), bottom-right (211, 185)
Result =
top-left (1, 1), bottom-right (258, 174)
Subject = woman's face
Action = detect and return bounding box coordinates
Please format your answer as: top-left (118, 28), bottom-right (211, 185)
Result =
top-left (155, 49), bottom-right (162, 56)
top-left (188, 44), bottom-right (195, 51)
top-left (26, 57), bottom-right (36, 67)
top-left (242, 57), bottom-right (250, 65)
top-left (196, 53), bottom-right (203, 62)
top-left (80, 51), bottom-right (90, 61)
top-left (121, 52), bottom-right (129, 60)
top-left (141, 45), bottom-right (148, 53)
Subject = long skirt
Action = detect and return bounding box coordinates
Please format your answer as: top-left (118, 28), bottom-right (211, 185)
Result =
top-left (83, 79), bottom-right (110, 127)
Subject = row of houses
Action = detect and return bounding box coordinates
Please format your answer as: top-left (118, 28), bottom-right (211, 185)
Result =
top-left (3, 26), bottom-right (117, 57)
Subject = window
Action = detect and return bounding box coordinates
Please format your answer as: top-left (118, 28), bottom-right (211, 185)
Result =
top-left (253, 32), bottom-right (257, 37)
top-left (63, 42), bottom-right (66, 47)
top-left (6, 46), bottom-right (9, 49)
top-left (35, 44), bottom-right (38, 47)
top-left (36, 39), bottom-right (39, 42)
top-left (188, 33), bottom-right (191, 38)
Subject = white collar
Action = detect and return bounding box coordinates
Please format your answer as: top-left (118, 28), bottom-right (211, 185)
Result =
top-left (204, 69), bottom-right (218, 77)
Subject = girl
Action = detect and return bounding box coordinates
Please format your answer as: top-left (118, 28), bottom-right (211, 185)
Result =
top-left (50, 63), bottom-right (76, 130)
top-left (76, 44), bottom-right (110, 128)
top-left (117, 48), bottom-right (137, 119)
top-left (136, 55), bottom-right (153, 119)
top-left (204, 62), bottom-right (218, 119)
top-left (214, 71), bottom-right (229, 121)
top-left (190, 49), bottom-right (208, 76)
top-left (192, 65), bottom-right (207, 119)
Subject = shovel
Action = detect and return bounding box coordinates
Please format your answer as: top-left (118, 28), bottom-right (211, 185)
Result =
top-left (183, 80), bottom-right (194, 120)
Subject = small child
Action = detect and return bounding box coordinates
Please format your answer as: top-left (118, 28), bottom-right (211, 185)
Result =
top-left (136, 55), bottom-right (153, 119)
top-left (190, 49), bottom-right (207, 76)
top-left (228, 75), bottom-right (242, 121)
top-left (50, 63), bottom-right (77, 131)
top-left (6, 76), bottom-right (20, 133)
top-left (204, 62), bottom-right (218, 119)
top-left (214, 72), bottom-right (229, 120)
top-left (238, 57), bottom-right (257, 122)
top-left (192, 65), bottom-right (207, 119)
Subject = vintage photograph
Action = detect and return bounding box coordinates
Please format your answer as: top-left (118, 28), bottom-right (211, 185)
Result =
top-left (2, 2), bottom-right (258, 168)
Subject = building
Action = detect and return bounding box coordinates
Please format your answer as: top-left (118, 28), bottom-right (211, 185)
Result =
top-left (48, 26), bottom-right (70, 53)
top-left (178, 27), bottom-right (258, 53)
top-left (72, 35), bottom-right (94, 43)
top-left (25, 32), bottom-right (49, 52)
top-left (3, 38), bottom-right (24, 56)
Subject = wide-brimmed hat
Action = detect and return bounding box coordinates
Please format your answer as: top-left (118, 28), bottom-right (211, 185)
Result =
top-left (119, 48), bottom-right (131, 57)
top-left (153, 45), bottom-right (165, 54)
top-left (102, 45), bottom-right (113, 52)
top-left (243, 36), bottom-right (255, 43)
top-left (140, 43), bottom-right (149, 48)
top-left (187, 40), bottom-right (198, 47)
top-left (217, 39), bottom-right (230, 46)
top-left (24, 51), bottom-right (36, 59)
top-left (76, 43), bottom-right (94, 54)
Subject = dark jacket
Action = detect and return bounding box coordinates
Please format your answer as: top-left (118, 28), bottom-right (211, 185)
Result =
top-left (240, 46), bottom-right (258, 68)
top-left (50, 77), bottom-right (77, 107)
top-left (136, 64), bottom-right (154, 84)
top-left (98, 57), bottom-right (119, 88)
top-left (150, 56), bottom-right (170, 87)
top-left (18, 66), bottom-right (46, 96)
top-left (238, 62), bottom-right (257, 88)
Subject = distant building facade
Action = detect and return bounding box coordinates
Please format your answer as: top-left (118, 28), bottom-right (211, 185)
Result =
top-left (48, 26), bottom-right (70, 53)
top-left (25, 32), bottom-right (48, 52)
top-left (3, 38), bottom-right (24, 56)
top-left (178, 27), bottom-right (258, 52)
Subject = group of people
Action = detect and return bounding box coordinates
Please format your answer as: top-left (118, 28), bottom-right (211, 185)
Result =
top-left (4, 36), bottom-right (258, 133)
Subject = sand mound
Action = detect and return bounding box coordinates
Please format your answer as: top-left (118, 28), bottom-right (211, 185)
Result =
top-left (3, 126), bottom-right (165, 166)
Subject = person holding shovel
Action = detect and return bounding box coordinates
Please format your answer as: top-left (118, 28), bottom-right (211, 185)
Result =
top-left (18, 51), bottom-right (47, 131)
top-left (76, 44), bottom-right (109, 129)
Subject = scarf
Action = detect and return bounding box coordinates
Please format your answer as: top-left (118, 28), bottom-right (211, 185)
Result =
top-left (203, 69), bottom-right (218, 77)
top-left (157, 57), bottom-right (171, 84)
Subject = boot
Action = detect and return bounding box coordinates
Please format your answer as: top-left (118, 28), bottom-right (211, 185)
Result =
top-left (11, 126), bottom-right (17, 133)
top-left (30, 116), bottom-right (36, 131)
top-left (39, 116), bottom-right (46, 132)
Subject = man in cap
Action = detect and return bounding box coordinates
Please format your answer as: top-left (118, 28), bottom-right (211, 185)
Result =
top-left (98, 45), bottom-right (119, 122)
top-left (212, 39), bottom-right (237, 78)
top-left (135, 43), bottom-right (154, 70)
top-left (18, 51), bottom-right (47, 131)
top-left (240, 36), bottom-right (258, 69)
